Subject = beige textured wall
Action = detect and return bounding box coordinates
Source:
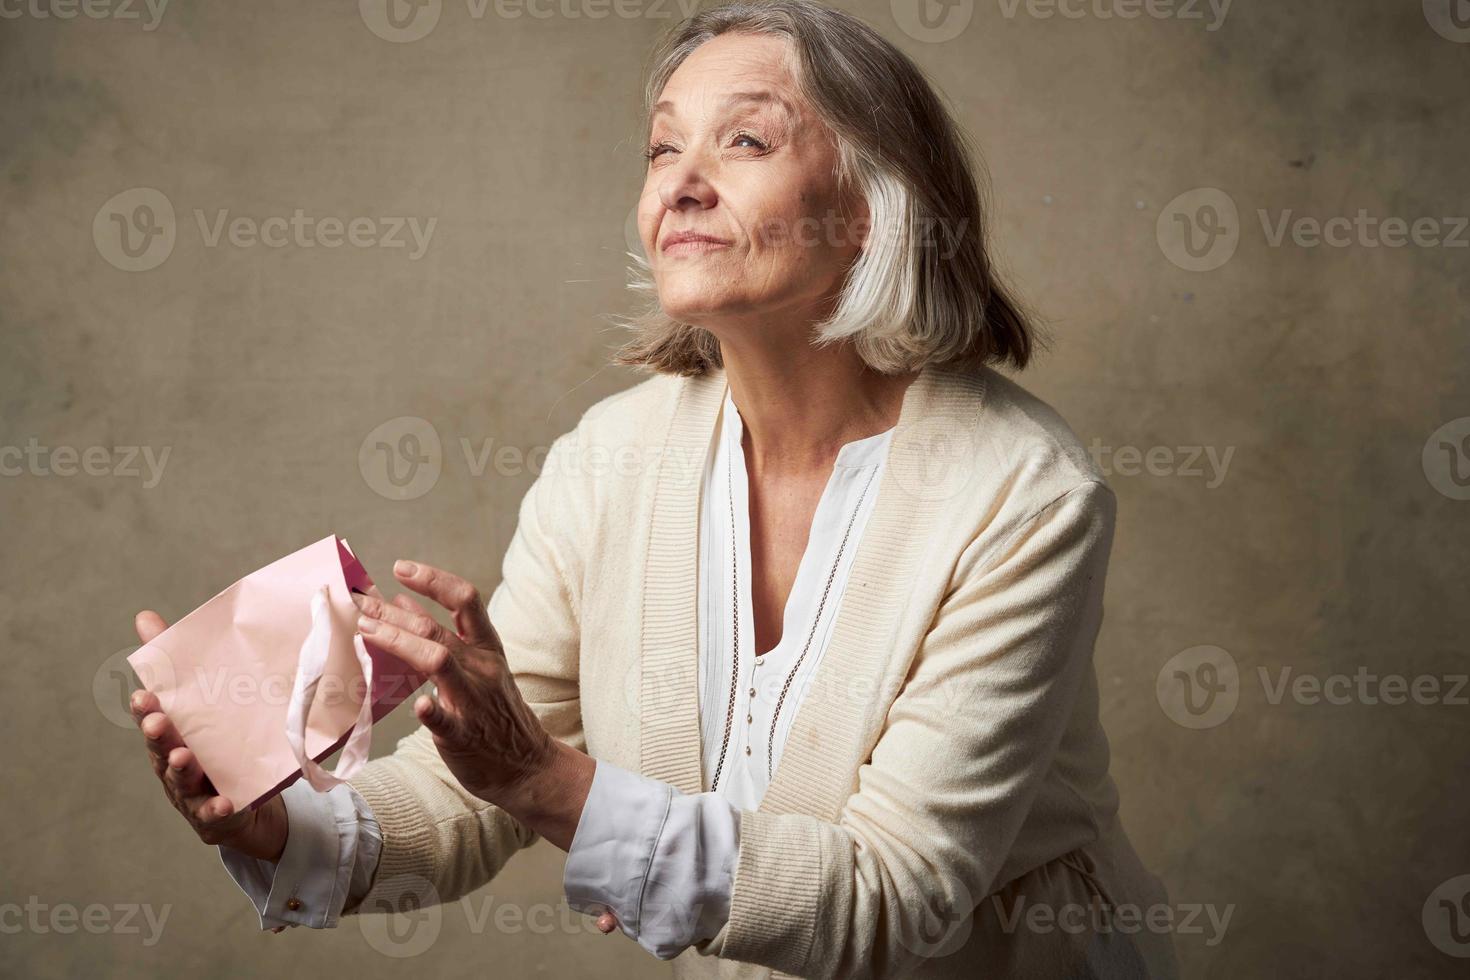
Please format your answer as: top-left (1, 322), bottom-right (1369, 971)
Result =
top-left (3, 1), bottom-right (1467, 977)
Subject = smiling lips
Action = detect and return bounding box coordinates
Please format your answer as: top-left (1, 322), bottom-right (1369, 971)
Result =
top-left (660, 230), bottom-right (732, 254)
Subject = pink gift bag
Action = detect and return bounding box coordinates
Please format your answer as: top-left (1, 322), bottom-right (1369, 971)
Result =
top-left (128, 535), bottom-right (428, 811)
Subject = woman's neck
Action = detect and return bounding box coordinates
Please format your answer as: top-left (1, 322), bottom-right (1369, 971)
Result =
top-left (718, 338), bottom-right (920, 480)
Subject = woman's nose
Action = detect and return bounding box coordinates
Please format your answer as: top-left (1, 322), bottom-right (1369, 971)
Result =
top-left (656, 148), bottom-right (719, 213)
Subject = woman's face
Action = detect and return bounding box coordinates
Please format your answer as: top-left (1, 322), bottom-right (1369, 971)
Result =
top-left (637, 33), bottom-right (865, 332)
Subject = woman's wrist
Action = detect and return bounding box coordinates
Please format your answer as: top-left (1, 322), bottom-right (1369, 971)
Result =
top-left (495, 741), bottom-right (596, 852)
top-left (225, 794), bottom-right (289, 862)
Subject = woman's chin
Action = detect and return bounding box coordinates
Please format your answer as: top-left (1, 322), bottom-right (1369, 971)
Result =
top-left (655, 288), bottom-right (744, 325)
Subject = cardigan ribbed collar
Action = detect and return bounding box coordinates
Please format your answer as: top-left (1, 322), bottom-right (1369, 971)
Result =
top-left (638, 361), bottom-right (987, 820)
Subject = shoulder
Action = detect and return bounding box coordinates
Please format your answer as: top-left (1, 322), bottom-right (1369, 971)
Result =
top-left (530, 370), bottom-right (684, 519)
top-left (563, 370), bottom-right (682, 449)
top-left (946, 365), bottom-right (1109, 501)
top-left (917, 365), bottom-right (1114, 563)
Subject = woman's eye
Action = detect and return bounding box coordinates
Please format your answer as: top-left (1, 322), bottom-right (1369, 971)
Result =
top-left (643, 133), bottom-right (767, 162)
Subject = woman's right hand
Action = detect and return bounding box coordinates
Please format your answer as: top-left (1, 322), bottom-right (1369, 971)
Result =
top-left (130, 610), bottom-right (289, 863)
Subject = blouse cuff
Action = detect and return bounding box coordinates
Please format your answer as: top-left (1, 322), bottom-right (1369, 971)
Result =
top-left (218, 780), bottom-right (381, 930)
top-left (563, 760), bottom-right (740, 960)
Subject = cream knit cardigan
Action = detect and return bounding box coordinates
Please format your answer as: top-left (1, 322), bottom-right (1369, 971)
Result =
top-left (344, 362), bottom-right (1179, 979)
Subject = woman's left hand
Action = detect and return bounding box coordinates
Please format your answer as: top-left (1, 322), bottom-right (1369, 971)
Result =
top-left (356, 559), bottom-right (621, 934)
top-left (352, 559), bottom-right (595, 853)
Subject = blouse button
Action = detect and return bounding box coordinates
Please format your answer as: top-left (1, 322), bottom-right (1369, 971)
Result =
top-left (746, 714), bottom-right (752, 723)
top-left (748, 687), bottom-right (756, 697)
top-left (286, 898), bottom-right (302, 912)
top-left (744, 746), bottom-right (751, 755)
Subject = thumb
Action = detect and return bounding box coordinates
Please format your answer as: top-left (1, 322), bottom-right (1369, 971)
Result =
top-left (135, 610), bottom-right (169, 644)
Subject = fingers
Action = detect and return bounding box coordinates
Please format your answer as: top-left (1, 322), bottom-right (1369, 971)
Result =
top-left (138, 707), bottom-right (186, 774)
top-left (164, 746), bottom-right (208, 797)
top-left (392, 592), bottom-right (432, 617)
top-left (130, 688), bottom-right (161, 724)
top-left (352, 593), bottom-right (456, 648)
top-left (393, 561), bottom-right (499, 648)
top-left (134, 610), bottom-right (169, 645)
top-left (356, 609), bottom-right (454, 677)
top-left (196, 795), bottom-right (236, 822)
top-left (131, 682), bottom-right (245, 844)
top-left (414, 692), bottom-right (461, 743)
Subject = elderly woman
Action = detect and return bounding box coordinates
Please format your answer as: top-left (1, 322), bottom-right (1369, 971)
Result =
top-left (130, 1), bottom-right (1178, 977)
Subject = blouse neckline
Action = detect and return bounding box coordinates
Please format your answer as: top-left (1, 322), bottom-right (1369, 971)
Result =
top-left (721, 389), bottom-right (896, 472)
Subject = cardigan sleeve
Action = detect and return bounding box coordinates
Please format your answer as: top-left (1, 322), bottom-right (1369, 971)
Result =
top-left (338, 428), bottom-right (588, 916)
top-left (694, 479), bottom-right (1117, 980)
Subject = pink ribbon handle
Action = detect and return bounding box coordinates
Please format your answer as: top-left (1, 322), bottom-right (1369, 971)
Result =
top-left (284, 584), bottom-right (374, 792)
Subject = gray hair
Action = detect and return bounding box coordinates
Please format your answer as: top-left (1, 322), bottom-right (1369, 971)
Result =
top-left (609, 0), bottom-right (1037, 378)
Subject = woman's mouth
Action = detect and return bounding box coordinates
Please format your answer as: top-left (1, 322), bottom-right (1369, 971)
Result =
top-left (661, 232), bottom-right (732, 255)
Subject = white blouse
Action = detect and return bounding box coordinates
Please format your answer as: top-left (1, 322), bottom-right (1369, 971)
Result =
top-left (699, 387), bottom-right (893, 808)
top-left (219, 388), bottom-right (896, 957)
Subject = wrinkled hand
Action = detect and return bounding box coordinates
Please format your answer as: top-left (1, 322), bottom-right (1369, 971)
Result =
top-left (355, 560), bottom-right (619, 934)
top-left (129, 611), bottom-right (290, 863)
top-left (352, 560), bottom-right (562, 804)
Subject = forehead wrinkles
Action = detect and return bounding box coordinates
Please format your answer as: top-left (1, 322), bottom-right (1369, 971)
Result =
top-left (651, 85), bottom-right (804, 135)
